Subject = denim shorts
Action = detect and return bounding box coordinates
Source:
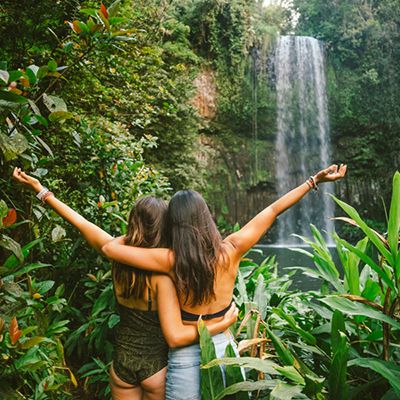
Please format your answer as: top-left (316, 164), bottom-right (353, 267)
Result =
top-left (165, 331), bottom-right (239, 400)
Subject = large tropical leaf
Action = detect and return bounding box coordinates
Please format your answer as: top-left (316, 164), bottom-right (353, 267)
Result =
top-left (199, 319), bottom-right (224, 399)
top-left (265, 325), bottom-right (295, 366)
top-left (223, 344), bottom-right (249, 400)
top-left (332, 196), bottom-right (394, 266)
top-left (329, 332), bottom-right (349, 400)
top-left (272, 308), bottom-right (316, 345)
top-left (336, 237), bottom-right (395, 292)
top-left (320, 296), bottom-right (400, 329)
top-left (270, 382), bottom-right (306, 400)
top-left (202, 356), bottom-right (280, 375)
top-left (215, 380), bottom-right (278, 400)
top-left (348, 358), bottom-right (400, 397)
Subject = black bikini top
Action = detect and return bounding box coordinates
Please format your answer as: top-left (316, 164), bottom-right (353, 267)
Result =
top-left (181, 301), bottom-right (233, 321)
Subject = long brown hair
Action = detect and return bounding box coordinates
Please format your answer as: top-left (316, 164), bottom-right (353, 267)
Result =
top-left (164, 189), bottom-right (224, 306)
top-left (112, 196), bottom-right (167, 300)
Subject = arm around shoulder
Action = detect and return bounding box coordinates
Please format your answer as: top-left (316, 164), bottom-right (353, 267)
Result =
top-left (102, 237), bottom-right (173, 274)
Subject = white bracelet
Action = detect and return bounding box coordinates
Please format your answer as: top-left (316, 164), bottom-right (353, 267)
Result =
top-left (36, 187), bottom-right (49, 201)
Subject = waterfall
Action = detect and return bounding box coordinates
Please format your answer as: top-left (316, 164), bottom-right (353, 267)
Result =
top-left (274, 36), bottom-right (334, 244)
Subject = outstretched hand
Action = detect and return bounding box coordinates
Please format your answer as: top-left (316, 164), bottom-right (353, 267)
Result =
top-left (314, 164), bottom-right (347, 184)
top-left (12, 167), bottom-right (43, 193)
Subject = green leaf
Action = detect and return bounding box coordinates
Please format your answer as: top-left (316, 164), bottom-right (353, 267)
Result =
top-left (26, 65), bottom-right (38, 84)
top-left (224, 344), bottom-right (248, 400)
top-left (348, 358), bottom-right (400, 397)
top-left (8, 70), bottom-right (23, 82)
top-left (92, 285), bottom-right (113, 316)
top-left (3, 238), bottom-right (42, 269)
top-left (14, 348), bottom-right (43, 371)
top-left (265, 325), bottom-right (295, 366)
top-left (0, 234), bottom-right (23, 261)
top-left (329, 332), bottom-right (349, 400)
top-left (331, 310), bottom-right (345, 354)
top-left (0, 90), bottom-right (28, 103)
top-left (215, 380), bottom-right (277, 400)
top-left (199, 319), bottom-right (225, 399)
top-left (0, 132), bottom-right (29, 161)
top-left (20, 336), bottom-right (48, 349)
top-left (46, 319), bottom-right (70, 336)
top-left (202, 356), bottom-right (279, 375)
top-left (36, 280), bottom-right (55, 295)
top-left (332, 195), bottom-right (393, 266)
top-left (272, 308), bottom-right (316, 345)
top-left (108, 0), bottom-right (123, 17)
top-left (47, 59), bottom-right (57, 72)
top-left (274, 366), bottom-right (305, 385)
top-left (48, 111), bottom-right (73, 123)
top-left (80, 8), bottom-right (98, 17)
top-left (108, 314), bottom-right (120, 329)
top-left (388, 172), bottom-right (400, 267)
top-left (13, 263), bottom-right (51, 278)
top-left (270, 382), bottom-right (305, 400)
top-left (37, 66), bottom-right (48, 79)
top-left (320, 296), bottom-right (400, 329)
top-left (0, 199), bottom-right (8, 220)
top-left (336, 237), bottom-right (394, 291)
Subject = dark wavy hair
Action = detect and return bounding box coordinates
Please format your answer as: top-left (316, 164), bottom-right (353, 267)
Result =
top-left (164, 189), bottom-right (224, 306)
top-left (112, 196), bottom-right (167, 300)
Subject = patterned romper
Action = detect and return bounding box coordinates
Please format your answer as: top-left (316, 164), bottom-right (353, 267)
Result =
top-left (113, 288), bottom-right (168, 385)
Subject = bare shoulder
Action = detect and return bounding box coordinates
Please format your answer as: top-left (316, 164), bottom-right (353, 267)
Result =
top-left (151, 272), bottom-right (175, 291)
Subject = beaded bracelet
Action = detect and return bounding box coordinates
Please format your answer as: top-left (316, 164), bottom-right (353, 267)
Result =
top-left (308, 176), bottom-right (318, 191)
top-left (42, 191), bottom-right (54, 203)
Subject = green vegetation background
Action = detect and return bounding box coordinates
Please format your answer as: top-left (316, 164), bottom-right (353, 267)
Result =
top-left (0, 0), bottom-right (399, 398)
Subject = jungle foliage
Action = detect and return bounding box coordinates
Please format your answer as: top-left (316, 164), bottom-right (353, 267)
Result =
top-left (1, 0), bottom-right (399, 398)
top-left (200, 172), bottom-right (400, 400)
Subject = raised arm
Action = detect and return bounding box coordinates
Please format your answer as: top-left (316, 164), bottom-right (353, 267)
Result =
top-left (154, 275), bottom-right (238, 348)
top-left (225, 164), bottom-right (347, 257)
top-left (12, 167), bottom-right (112, 253)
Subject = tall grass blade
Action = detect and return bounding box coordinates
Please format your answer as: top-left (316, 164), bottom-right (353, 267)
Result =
top-left (388, 172), bottom-right (400, 271)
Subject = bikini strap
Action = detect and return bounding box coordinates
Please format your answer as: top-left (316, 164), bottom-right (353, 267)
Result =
top-left (146, 274), bottom-right (153, 311)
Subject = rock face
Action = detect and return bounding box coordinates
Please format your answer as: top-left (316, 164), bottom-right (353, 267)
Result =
top-left (191, 68), bottom-right (279, 242)
top-left (191, 69), bottom-right (217, 119)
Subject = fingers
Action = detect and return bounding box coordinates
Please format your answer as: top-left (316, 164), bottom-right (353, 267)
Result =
top-left (12, 167), bottom-right (23, 182)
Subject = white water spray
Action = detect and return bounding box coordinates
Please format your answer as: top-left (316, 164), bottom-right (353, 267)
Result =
top-left (274, 36), bottom-right (334, 244)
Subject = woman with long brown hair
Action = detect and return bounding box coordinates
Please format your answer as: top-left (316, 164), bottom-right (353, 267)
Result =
top-left (12, 168), bottom-right (237, 400)
top-left (101, 164), bottom-right (347, 399)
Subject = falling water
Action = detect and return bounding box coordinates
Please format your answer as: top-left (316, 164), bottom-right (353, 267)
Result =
top-left (274, 36), bottom-right (334, 244)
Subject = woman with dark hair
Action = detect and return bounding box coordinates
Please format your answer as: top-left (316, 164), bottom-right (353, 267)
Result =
top-left (101, 164), bottom-right (347, 399)
top-left (12, 168), bottom-right (238, 400)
